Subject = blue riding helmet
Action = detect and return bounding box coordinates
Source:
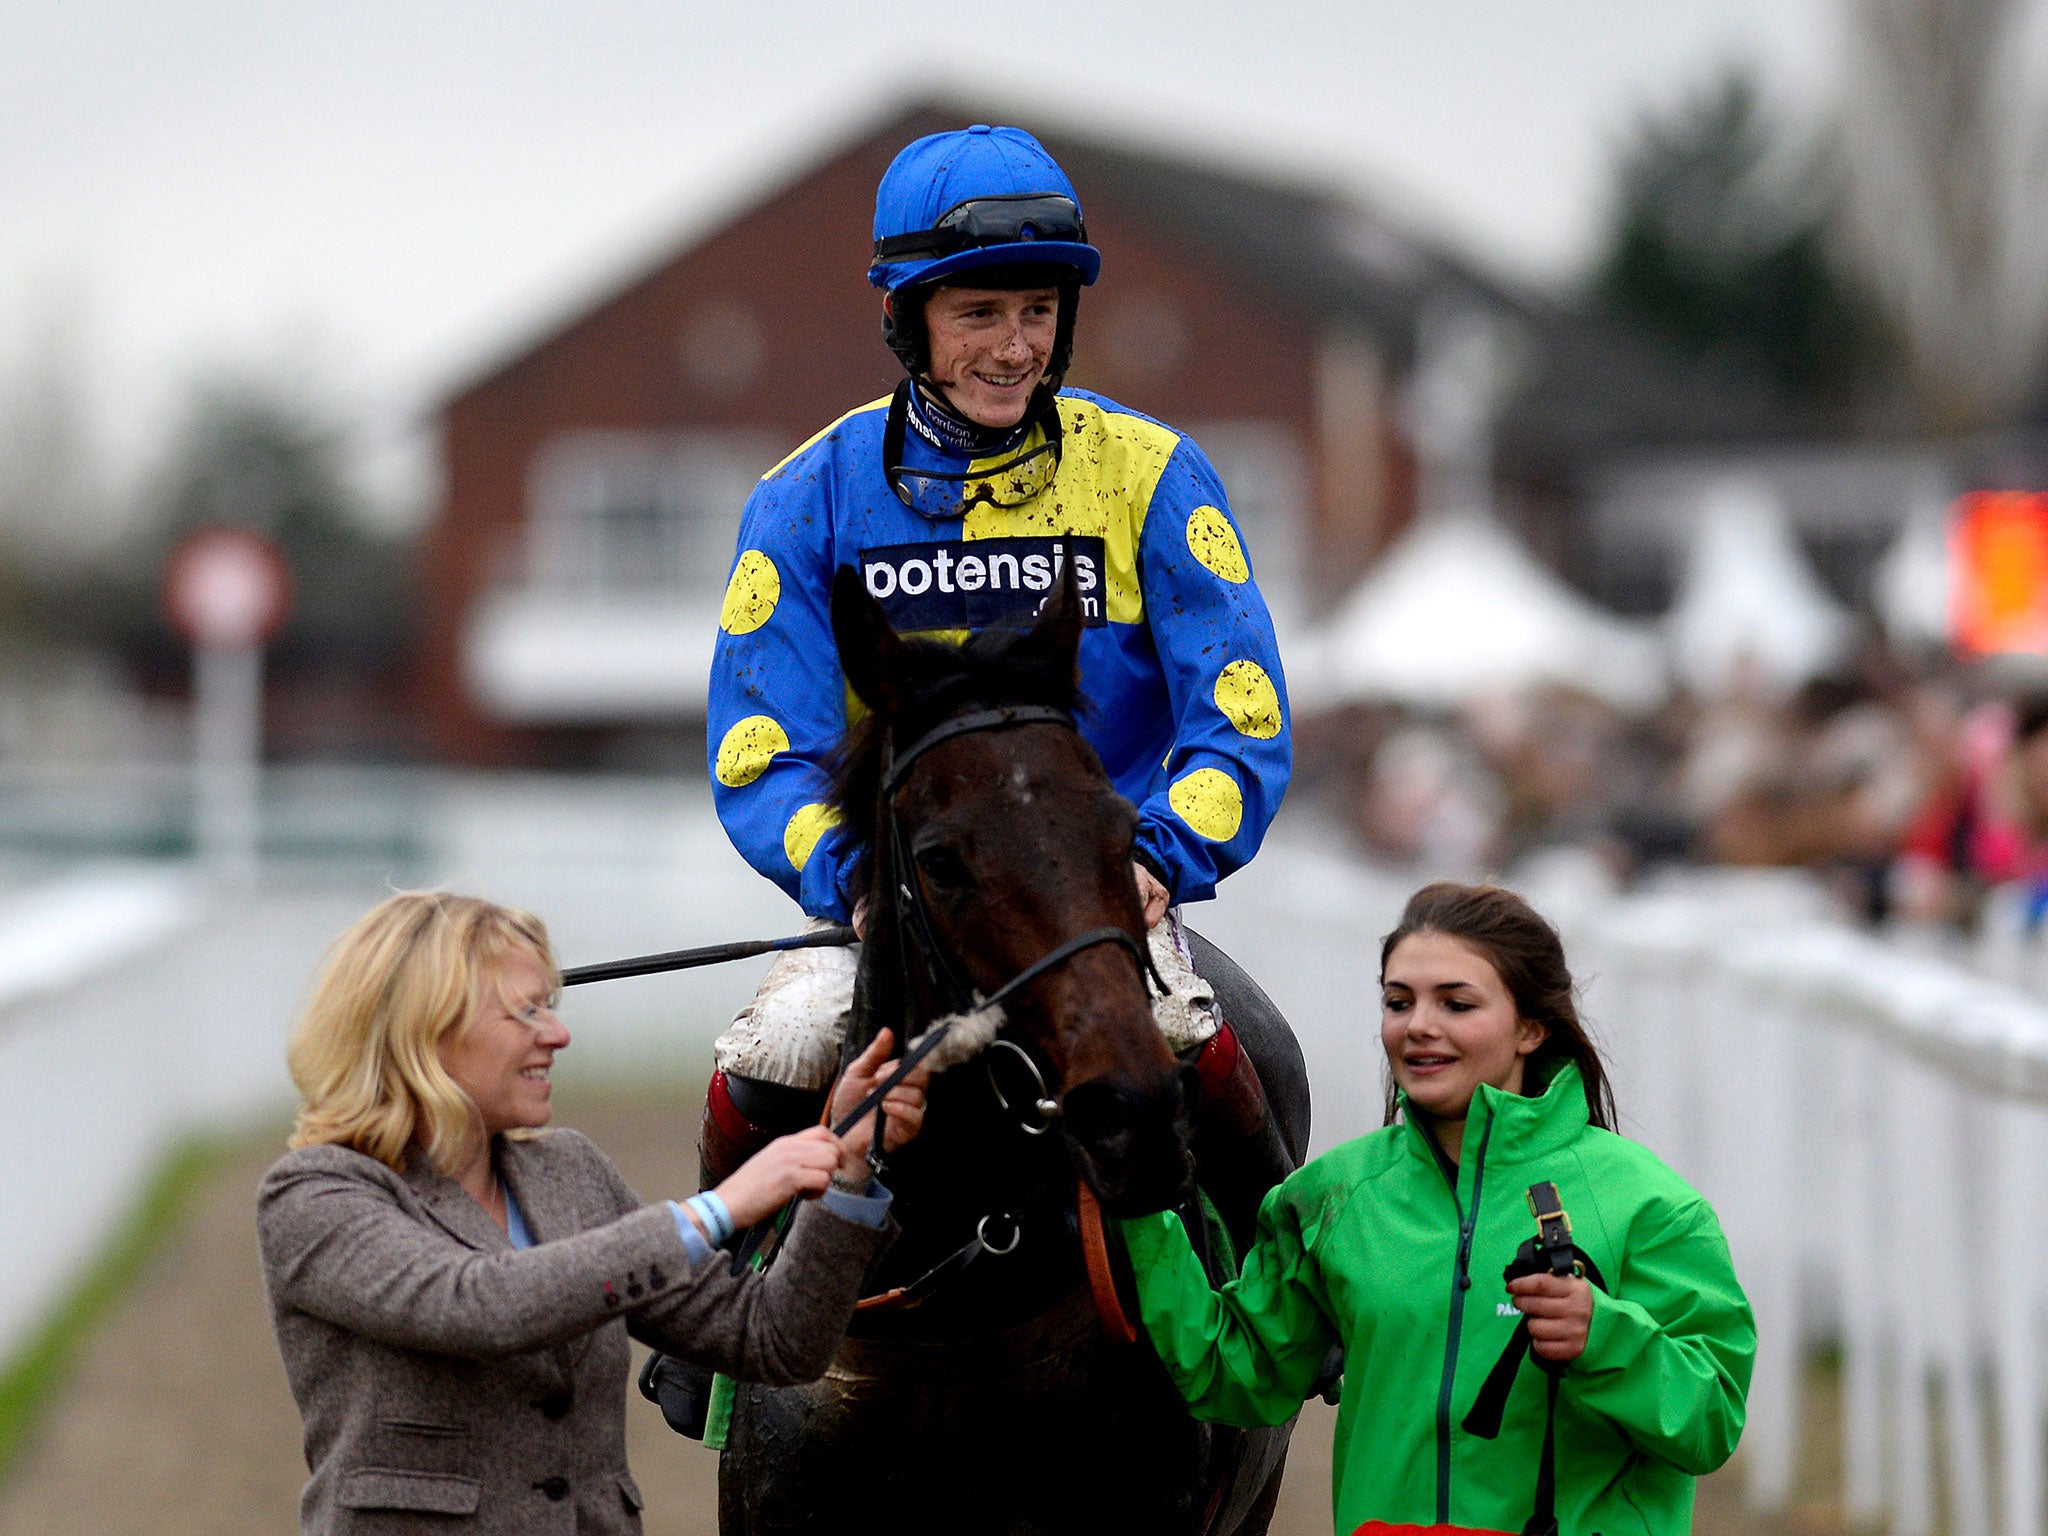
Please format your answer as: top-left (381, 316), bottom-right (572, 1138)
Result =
top-left (868, 125), bottom-right (1103, 292)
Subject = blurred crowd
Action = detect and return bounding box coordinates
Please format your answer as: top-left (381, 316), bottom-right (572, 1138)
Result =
top-left (1303, 639), bottom-right (2048, 930)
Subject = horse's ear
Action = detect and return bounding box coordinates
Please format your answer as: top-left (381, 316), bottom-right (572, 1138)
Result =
top-left (1019, 553), bottom-right (1085, 693)
top-left (831, 565), bottom-right (904, 718)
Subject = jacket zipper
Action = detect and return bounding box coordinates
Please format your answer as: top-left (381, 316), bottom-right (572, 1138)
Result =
top-left (1431, 1113), bottom-right (1494, 1527)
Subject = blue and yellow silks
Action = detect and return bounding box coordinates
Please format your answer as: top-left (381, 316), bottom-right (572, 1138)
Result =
top-left (707, 388), bottom-right (1291, 921)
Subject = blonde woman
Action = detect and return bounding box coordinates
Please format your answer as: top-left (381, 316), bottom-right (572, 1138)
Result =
top-left (258, 892), bottom-right (924, 1535)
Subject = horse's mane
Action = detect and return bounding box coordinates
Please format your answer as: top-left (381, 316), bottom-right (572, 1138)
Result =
top-left (828, 621), bottom-right (1085, 901)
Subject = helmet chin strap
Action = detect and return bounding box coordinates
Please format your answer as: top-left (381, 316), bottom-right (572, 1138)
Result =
top-left (909, 375), bottom-right (1039, 454)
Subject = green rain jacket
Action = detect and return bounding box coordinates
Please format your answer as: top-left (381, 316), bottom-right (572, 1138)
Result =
top-left (1120, 1066), bottom-right (1755, 1536)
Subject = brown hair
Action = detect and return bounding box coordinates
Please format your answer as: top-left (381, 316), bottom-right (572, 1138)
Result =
top-left (1378, 881), bottom-right (1616, 1131)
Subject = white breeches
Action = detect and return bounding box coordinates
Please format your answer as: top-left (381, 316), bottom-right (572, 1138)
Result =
top-left (711, 911), bottom-right (1221, 1091)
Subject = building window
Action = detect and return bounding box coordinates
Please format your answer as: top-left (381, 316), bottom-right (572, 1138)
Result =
top-left (525, 431), bottom-right (780, 600)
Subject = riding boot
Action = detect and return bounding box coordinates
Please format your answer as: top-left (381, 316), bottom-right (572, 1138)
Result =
top-left (1186, 1022), bottom-right (1295, 1263)
top-left (700, 1068), bottom-right (830, 1189)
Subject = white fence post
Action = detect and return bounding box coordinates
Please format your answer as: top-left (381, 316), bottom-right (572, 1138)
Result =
top-left (1995, 1097), bottom-right (2047, 1536)
top-left (1732, 959), bottom-right (1802, 1510)
top-left (1925, 1069), bottom-right (1992, 1536)
top-left (1563, 871), bottom-right (2048, 1536)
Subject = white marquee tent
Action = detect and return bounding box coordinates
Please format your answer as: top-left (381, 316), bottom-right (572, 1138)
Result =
top-left (1288, 513), bottom-right (1666, 712)
top-left (1665, 479), bottom-right (1854, 698)
top-left (1873, 493), bottom-right (1953, 652)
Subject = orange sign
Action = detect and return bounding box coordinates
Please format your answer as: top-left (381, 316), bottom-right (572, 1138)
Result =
top-left (1952, 491), bottom-right (2048, 656)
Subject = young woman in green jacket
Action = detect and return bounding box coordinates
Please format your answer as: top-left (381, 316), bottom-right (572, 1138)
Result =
top-left (1121, 882), bottom-right (1755, 1536)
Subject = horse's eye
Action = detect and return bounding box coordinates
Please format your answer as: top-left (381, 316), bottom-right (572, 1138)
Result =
top-left (914, 843), bottom-right (974, 893)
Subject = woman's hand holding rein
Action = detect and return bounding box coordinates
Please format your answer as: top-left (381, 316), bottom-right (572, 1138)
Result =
top-left (696, 1029), bottom-right (929, 1235)
top-left (827, 1028), bottom-right (930, 1181)
top-left (708, 1126), bottom-right (842, 1231)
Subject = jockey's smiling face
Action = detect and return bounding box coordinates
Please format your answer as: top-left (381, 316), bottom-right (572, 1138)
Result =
top-left (921, 284), bottom-right (1060, 429)
top-left (1380, 931), bottom-right (1547, 1129)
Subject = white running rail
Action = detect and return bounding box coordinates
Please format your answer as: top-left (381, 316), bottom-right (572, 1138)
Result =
top-left (0, 777), bottom-right (796, 1368)
top-left (1564, 870), bottom-right (2048, 1536)
top-left (1207, 841), bottom-right (2048, 1536)
top-left (6, 791), bottom-right (2047, 1535)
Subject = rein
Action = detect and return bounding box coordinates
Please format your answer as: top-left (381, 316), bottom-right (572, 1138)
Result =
top-left (724, 916), bottom-right (1151, 1277)
top-left (822, 922), bottom-right (1149, 1140)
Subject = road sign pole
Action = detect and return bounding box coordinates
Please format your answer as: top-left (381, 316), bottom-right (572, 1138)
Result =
top-left (194, 638), bottom-right (262, 884)
top-left (164, 527), bottom-right (289, 888)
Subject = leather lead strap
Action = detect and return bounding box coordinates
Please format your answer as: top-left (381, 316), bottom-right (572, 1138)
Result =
top-left (1460, 1318), bottom-right (1534, 1439)
top-left (1076, 1179), bottom-right (1136, 1344)
top-left (851, 1228), bottom-right (987, 1313)
top-left (1524, 1371), bottom-right (1563, 1536)
top-left (1461, 1182), bottom-right (1610, 1536)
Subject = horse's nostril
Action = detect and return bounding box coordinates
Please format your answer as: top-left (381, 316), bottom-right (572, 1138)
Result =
top-left (1062, 1071), bottom-right (1193, 1218)
top-left (1061, 1081), bottom-right (1133, 1149)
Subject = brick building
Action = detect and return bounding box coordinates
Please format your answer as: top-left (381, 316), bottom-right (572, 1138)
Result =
top-left (422, 100), bottom-right (1775, 764)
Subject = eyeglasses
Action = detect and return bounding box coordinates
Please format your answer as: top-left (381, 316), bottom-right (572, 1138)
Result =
top-left (873, 194), bottom-right (1087, 266)
top-left (508, 996), bottom-right (562, 1030)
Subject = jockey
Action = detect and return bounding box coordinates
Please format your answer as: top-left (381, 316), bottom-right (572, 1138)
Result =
top-left (701, 124), bottom-right (1294, 1199)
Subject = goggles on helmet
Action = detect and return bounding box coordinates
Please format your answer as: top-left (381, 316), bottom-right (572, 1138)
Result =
top-left (872, 194), bottom-right (1088, 268)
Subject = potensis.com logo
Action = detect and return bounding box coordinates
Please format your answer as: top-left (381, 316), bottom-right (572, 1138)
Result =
top-left (857, 536), bottom-right (1109, 630)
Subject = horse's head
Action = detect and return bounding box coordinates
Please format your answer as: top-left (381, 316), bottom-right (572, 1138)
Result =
top-left (829, 564), bottom-right (1192, 1215)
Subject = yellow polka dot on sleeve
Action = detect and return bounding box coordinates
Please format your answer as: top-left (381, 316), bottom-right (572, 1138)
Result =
top-left (1169, 768), bottom-right (1244, 842)
top-left (714, 715), bottom-right (790, 787)
top-left (1213, 660), bottom-right (1283, 739)
top-left (719, 550), bottom-right (781, 635)
top-left (784, 803), bottom-right (842, 871)
top-left (1185, 506), bottom-right (1249, 584)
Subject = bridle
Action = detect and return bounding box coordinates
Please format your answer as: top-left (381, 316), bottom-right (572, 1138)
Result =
top-left (827, 702), bottom-right (1164, 1141)
top-left (876, 702), bottom-right (1163, 1032)
top-left (729, 704), bottom-right (1171, 1302)
top-left (731, 701), bottom-right (1165, 1281)
top-left (822, 701), bottom-right (1167, 1327)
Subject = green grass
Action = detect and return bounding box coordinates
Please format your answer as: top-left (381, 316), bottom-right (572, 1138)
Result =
top-left (0, 1137), bottom-right (226, 1486)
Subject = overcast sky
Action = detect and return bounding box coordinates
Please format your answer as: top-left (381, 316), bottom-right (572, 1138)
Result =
top-left (0, 0), bottom-right (1839, 514)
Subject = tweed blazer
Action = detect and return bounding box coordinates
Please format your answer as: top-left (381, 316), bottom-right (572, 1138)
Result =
top-left (258, 1127), bottom-right (883, 1535)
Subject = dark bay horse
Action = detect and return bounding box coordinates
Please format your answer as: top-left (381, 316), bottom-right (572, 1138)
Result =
top-left (716, 568), bottom-right (1307, 1536)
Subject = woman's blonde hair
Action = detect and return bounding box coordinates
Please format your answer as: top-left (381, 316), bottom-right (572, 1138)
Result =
top-left (288, 891), bottom-right (560, 1173)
